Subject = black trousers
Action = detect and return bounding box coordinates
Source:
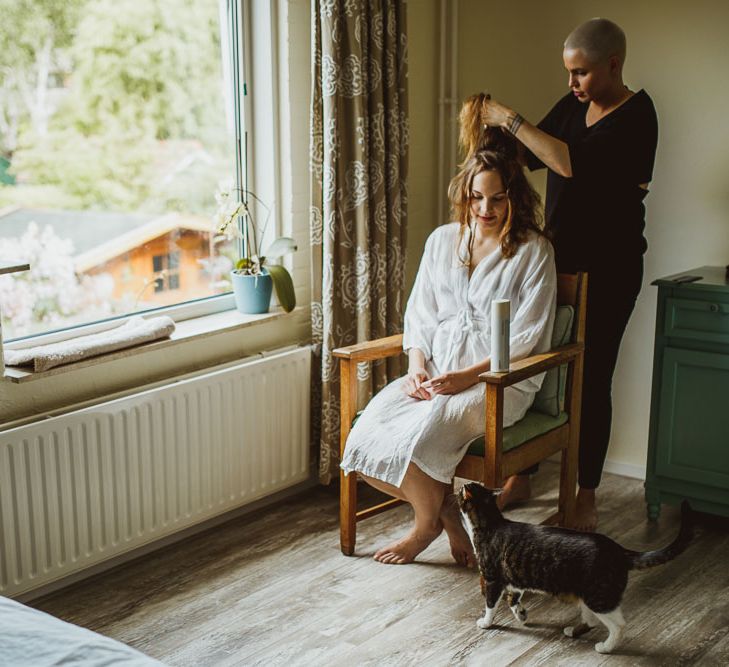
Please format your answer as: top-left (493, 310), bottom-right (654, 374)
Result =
top-left (522, 259), bottom-right (643, 489)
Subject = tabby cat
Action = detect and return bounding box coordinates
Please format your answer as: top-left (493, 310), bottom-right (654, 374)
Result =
top-left (457, 482), bottom-right (692, 654)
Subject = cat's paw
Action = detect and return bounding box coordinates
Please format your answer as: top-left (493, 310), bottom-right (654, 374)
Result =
top-left (476, 616), bottom-right (493, 630)
top-left (564, 622), bottom-right (591, 638)
top-left (594, 641), bottom-right (614, 654)
top-left (511, 606), bottom-right (527, 624)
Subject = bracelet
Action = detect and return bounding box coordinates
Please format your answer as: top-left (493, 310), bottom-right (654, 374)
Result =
top-left (507, 112), bottom-right (524, 136)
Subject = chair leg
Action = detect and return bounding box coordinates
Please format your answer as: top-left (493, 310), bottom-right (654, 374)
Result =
top-left (558, 442), bottom-right (578, 527)
top-left (340, 469), bottom-right (357, 555)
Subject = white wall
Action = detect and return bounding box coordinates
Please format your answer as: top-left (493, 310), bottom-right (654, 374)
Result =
top-left (405, 0), bottom-right (441, 294)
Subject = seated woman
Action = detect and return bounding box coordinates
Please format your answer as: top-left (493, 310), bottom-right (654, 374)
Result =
top-left (340, 95), bottom-right (557, 566)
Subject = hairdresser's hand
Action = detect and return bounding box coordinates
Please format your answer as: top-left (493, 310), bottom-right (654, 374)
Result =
top-left (423, 369), bottom-right (478, 396)
top-left (481, 97), bottom-right (513, 130)
top-left (403, 367), bottom-right (432, 400)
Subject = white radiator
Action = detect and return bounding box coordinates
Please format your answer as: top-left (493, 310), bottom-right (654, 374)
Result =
top-left (0, 347), bottom-right (311, 598)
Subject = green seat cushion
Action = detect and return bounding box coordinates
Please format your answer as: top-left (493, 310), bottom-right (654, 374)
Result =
top-left (465, 410), bottom-right (568, 456)
top-left (352, 410), bottom-right (568, 458)
top-left (531, 305), bottom-right (574, 417)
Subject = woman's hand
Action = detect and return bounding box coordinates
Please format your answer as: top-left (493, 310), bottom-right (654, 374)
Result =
top-left (422, 369), bottom-right (479, 396)
top-left (482, 96), bottom-right (572, 177)
top-left (403, 367), bottom-right (432, 400)
top-left (481, 97), bottom-right (513, 130)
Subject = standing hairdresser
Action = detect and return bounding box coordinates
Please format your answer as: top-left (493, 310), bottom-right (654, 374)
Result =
top-left (481, 18), bottom-right (658, 531)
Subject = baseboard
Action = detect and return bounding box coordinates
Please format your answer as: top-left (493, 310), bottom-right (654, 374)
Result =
top-left (544, 454), bottom-right (646, 481)
top-left (602, 459), bottom-right (646, 481)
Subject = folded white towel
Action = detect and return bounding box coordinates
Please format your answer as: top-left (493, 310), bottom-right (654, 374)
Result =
top-left (5, 316), bottom-right (176, 372)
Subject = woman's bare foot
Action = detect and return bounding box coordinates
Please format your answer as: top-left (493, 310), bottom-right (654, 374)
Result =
top-left (568, 488), bottom-right (598, 532)
top-left (374, 523), bottom-right (442, 564)
top-left (440, 493), bottom-right (475, 567)
top-left (496, 475), bottom-right (532, 511)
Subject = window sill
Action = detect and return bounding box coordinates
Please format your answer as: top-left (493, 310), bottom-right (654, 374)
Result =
top-left (3, 307), bottom-right (292, 384)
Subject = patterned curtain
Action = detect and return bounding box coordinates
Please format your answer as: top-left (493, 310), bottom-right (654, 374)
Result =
top-left (310, 0), bottom-right (409, 484)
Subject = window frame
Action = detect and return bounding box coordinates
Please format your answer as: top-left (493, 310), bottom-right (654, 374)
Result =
top-left (6, 0), bottom-right (298, 354)
top-left (2, 0), bottom-right (268, 347)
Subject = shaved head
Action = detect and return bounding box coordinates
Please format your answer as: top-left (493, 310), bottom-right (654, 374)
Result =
top-left (564, 18), bottom-right (626, 65)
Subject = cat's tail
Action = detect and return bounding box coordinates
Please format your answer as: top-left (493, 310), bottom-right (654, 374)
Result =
top-left (625, 501), bottom-right (693, 571)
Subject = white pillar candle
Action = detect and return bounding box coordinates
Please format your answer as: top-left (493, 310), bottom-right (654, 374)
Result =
top-left (490, 299), bottom-right (510, 373)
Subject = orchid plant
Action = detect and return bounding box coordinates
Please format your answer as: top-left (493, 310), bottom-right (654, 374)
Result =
top-left (213, 181), bottom-right (297, 312)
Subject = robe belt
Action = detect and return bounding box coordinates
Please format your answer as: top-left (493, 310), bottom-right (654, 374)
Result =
top-left (451, 307), bottom-right (488, 344)
top-left (436, 308), bottom-right (488, 373)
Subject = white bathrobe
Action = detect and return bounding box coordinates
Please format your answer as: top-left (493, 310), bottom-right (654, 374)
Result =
top-left (341, 223), bottom-right (557, 487)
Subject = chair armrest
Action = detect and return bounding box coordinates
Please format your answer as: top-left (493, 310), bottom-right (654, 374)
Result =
top-left (479, 343), bottom-right (584, 388)
top-left (333, 334), bottom-right (404, 362)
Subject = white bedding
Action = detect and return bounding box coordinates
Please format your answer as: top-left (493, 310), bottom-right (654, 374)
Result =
top-left (0, 596), bottom-right (164, 666)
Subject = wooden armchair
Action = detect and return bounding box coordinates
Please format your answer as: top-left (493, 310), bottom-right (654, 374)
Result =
top-left (333, 272), bottom-right (588, 555)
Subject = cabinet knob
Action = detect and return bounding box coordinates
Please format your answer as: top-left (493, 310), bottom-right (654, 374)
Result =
top-left (709, 303), bottom-right (720, 313)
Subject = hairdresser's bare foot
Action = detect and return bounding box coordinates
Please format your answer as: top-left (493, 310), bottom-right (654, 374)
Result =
top-left (567, 488), bottom-right (598, 532)
top-left (440, 493), bottom-right (476, 567)
top-left (374, 523), bottom-right (442, 564)
top-left (496, 475), bottom-right (532, 511)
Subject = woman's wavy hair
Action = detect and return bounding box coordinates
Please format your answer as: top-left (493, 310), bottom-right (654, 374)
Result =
top-left (448, 93), bottom-right (543, 262)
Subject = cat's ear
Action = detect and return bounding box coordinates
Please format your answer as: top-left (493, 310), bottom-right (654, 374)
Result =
top-left (462, 485), bottom-right (473, 501)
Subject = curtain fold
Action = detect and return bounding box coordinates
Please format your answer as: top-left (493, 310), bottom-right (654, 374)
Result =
top-left (310, 0), bottom-right (409, 484)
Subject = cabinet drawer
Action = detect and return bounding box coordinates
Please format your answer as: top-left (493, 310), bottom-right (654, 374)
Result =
top-left (664, 297), bottom-right (729, 343)
top-left (656, 347), bottom-right (729, 488)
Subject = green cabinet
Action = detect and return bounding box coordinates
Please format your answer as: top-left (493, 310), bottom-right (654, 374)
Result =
top-left (645, 267), bottom-right (729, 519)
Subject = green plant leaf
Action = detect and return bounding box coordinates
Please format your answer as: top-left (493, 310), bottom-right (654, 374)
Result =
top-left (267, 264), bottom-right (296, 313)
top-left (264, 237), bottom-right (297, 259)
top-left (235, 257), bottom-right (253, 271)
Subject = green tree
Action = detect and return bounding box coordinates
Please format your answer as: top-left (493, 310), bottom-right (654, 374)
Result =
top-left (71, 0), bottom-right (224, 142)
top-left (0, 0), bottom-right (86, 157)
top-left (6, 0), bottom-right (229, 213)
top-left (10, 120), bottom-right (156, 210)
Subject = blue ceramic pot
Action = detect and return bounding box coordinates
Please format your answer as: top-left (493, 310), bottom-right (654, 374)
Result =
top-left (231, 268), bottom-right (273, 314)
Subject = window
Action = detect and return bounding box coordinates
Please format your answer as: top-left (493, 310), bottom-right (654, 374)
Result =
top-left (0, 0), bottom-right (247, 341)
top-left (152, 252), bottom-right (181, 293)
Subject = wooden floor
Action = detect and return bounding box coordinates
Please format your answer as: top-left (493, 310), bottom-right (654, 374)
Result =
top-left (33, 463), bottom-right (729, 666)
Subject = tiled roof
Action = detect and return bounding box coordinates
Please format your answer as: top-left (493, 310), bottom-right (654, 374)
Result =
top-left (0, 207), bottom-right (156, 255)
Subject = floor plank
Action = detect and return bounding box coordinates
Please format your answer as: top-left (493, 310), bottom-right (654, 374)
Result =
top-left (32, 463), bottom-right (729, 666)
